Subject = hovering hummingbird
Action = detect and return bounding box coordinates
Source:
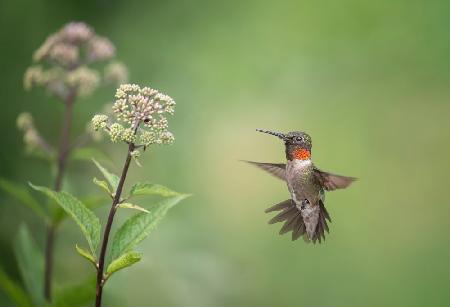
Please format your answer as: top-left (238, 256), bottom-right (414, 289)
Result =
top-left (246, 129), bottom-right (356, 244)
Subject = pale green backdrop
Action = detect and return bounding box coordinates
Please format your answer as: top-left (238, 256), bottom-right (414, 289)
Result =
top-left (1, 0), bottom-right (450, 306)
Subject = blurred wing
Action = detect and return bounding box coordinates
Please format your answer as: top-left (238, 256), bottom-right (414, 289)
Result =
top-left (313, 167), bottom-right (356, 191)
top-left (244, 161), bottom-right (286, 180)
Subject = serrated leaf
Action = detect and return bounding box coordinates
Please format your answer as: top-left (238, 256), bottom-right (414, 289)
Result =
top-left (118, 203), bottom-right (149, 213)
top-left (0, 178), bottom-right (47, 220)
top-left (53, 195), bottom-right (109, 224)
top-left (53, 276), bottom-right (95, 307)
top-left (29, 183), bottom-right (101, 254)
top-left (128, 182), bottom-right (180, 199)
top-left (13, 224), bottom-right (44, 307)
top-left (92, 159), bottom-right (119, 191)
top-left (93, 177), bottom-right (111, 195)
top-left (106, 251), bottom-right (141, 277)
top-left (109, 194), bottom-right (189, 263)
top-left (71, 147), bottom-right (110, 162)
top-left (75, 244), bottom-right (96, 266)
top-left (0, 266), bottom-right (32, 307)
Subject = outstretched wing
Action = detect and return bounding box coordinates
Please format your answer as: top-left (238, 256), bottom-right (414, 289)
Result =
top-left (243, 161), bottom-right (286, 181)
top-left (313, 167), bottom-right (356, 191)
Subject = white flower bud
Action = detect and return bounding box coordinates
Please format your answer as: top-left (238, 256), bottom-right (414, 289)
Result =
top-left (121, 128), bottom-right (136, 143)
top-left (92, 114), bottom-right (109, 131)
top-left (160, 131), bottom-right (175, 145)
top-left (109, 123), bottom-right (124, 143)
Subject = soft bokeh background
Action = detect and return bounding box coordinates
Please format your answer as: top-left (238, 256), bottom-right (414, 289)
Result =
top-left (1, 0), bottom-right (450, 306)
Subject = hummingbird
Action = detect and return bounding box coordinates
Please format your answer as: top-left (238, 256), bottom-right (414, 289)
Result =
top-left (245, 129), bottom-right (356, 244)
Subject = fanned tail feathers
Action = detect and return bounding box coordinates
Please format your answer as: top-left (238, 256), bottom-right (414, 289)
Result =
top-left (310, 201), bottom-right (331, 244)
top-left (265, 199), bottom-right (331, 244)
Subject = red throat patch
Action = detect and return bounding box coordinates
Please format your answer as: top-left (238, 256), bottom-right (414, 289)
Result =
top-left (293, 148), bottom-right (311, 160)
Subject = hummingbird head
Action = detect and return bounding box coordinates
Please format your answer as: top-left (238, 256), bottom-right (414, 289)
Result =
top-left (256, 129), bottom-right (312, 161)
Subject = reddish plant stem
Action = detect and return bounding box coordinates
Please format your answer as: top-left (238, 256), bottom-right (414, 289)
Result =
top-left (44, 92), bottom-right (75, 301)
top-left (95, 143), bottom-right (134, 307)
top-left (43, 225), bottom-right (55, 300)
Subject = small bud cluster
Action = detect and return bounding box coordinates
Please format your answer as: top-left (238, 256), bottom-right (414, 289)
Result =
top-left (66, 67), bottom-right (100, 97)
top-left (24, 22), bottom-right (128, 99)
top-left (109, 123), bottom-right (124, 143)
top-left (92, 84), bottom-right (175, 147)
top-left (104, 61), bottom-right (129, 85)
top-left (16, 113), bottom-right (53, 155)
top-left (92, 114), bottom-right (109, 130)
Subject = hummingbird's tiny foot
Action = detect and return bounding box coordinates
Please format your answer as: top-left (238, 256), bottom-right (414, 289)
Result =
top-left (295, 199), bottom-right (309, 210)
top-left (300, 199), bottom-right (309, 210)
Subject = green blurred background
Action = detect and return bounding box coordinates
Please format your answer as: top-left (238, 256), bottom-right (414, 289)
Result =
top-left (1, 0), bottom-right (450, 306)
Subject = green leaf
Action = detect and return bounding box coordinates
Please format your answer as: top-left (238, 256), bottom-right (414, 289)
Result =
top-left (93, 177), bottom-right (111, 195)
top-left (13, 224), bottom-right (44, 307)
top-left (106, 251), bottom-right (141, 277)
top-left (92, 159), bottom-right (119, 192)
top-left (53, 195), bottom-right (109, 224)
top-left (0, 266), bottom-right (32, 307)
top-left (71, 147), bottom-right (110, 162)
top-left (75, 245), bottom-right (96, 267)
top-left (53, 276), bottom-right (95, 307)
top-left (0, 178), bottom-right (47, 220)
top-left (118, 203), bottom-right (149, 213)
top-left (30, 183), bottom-right (101, 254)
top-left (128, 182), bottom-right (180, 199)
top-left (109, 194), bottom-right (189, 263)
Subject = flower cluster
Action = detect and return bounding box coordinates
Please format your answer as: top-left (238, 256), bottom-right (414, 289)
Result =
top-left (92, 84), bottom-right (175, 149)
top-left (24, 22), bottom-right (128, 99)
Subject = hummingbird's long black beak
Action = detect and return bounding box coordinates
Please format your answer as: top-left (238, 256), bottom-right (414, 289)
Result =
top-left (256, 129), bottom-right (287, 140)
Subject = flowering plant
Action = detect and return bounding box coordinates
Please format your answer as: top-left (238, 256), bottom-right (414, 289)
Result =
top-left (0, 21), bottom-right (188, 307)
top-left (30, 83), bottom-right (188, 306)
top-left (0, 21), bottom-right (189, 306)
top-left (20, 22), bottom-right (128, 303)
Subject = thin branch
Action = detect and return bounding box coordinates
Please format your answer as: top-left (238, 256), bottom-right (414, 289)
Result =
top-left (44, 90), bottom-right (76, 301)
top-left (53, 92), bottom-right (76, 191)
top-left (95, 143), bottom-right (134, 307)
